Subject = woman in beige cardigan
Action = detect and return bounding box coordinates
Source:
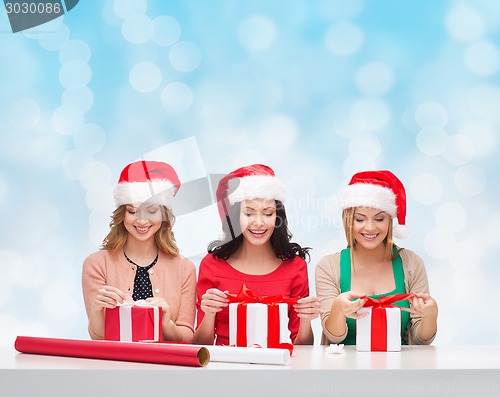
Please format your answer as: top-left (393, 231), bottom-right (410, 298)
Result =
top-left (315, 170), bottom-right (438, 345)
top-left (82, 160), bottom-right (196, 342)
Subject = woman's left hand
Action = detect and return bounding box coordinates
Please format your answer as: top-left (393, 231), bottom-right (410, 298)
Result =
top-left (294, 296), bottom-right (320, 321)
top-left (146, 297), bottom-right (172, 324)
top-left (407, 293), bottom-right (438, 319)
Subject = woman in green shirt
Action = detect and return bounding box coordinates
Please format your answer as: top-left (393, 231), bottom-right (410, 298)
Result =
top-left (315, 170), bottom-right (438, 345)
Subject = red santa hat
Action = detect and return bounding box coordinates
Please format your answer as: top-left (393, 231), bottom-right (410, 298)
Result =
top-left (113, 160), bottom-right (180, 210)
top-left (216, 164), bottom-right (286, 221)
top-left (339, 170), bottom-right (409, 239)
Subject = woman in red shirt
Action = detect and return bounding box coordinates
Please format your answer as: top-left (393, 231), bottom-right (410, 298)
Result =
top-left (194, 164), bottom-right (319, 346)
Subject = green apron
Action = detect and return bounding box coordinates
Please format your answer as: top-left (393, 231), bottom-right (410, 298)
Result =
top-left (339, 248), bottom-right (410, 345)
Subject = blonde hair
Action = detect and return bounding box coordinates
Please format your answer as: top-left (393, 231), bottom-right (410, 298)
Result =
top-left (341, 207), bottom-right (400, 261)
top-left (101, 205), bottom-right (179, 256)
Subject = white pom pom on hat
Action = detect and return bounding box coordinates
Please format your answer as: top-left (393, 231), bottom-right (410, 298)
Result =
top-left (113, 160), bottom-right (180, 210)
top-left (340, 170), bottom-right (409, 239)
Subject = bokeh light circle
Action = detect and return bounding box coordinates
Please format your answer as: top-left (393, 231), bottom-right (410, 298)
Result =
top-left (350, 98), bottom-right (391, 132)
top-left (39, 23), bottom-right (70, 51)
top-left (59, 40), bottom-right (92, 64)
top-left (52, 105), bottom-right (84, 135)
top-left (464, 41), bottom-right (500, 77)
top-left (114, 0), bottom-right (147, 20)
top-left (129, 61), bottom-right (162, 92)
top-left (416, 127), bottom-right (448, 156)
top-left (410, 173), bottom-right (444, 205)
top-left (122, 14), bottom-right (153, 44)
top-left (237, 15), bottom-right (277, 51)
top-left (435, 202), bottom-right (468, 233)
top-left (62, 87), bottom-right (94, 113)
top-left (325, 22), bottom-right (364, 56)
top-left (152, 16), bottom-right (181, 46)
top-left (445, 5), bottom-right (485, 42)
top-left (457, 121), bottom-right (497, 158)
top-left (454, 165), bottom-right (486, 197)
top-left (443, 134), bottom-right (474, 165)
top-left (161, 82), bottom-right (193, 112)
top-left (169, 41), bottom-right (202, 72)
top-left (355, 62), bottom-right (395, 96)
top-left (415, 101), bottom-right (448, 128)
top-left (424, 228), bottom-right (457, 260)
top-left (59, 60), bottom-right (92, 89)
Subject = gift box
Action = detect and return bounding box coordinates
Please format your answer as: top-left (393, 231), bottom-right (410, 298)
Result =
top-left (229, 302), bottom-right (290, 348)
top-left (227, 284), bottom-right (296, 350)
top-left (105, 299), bottom-right (162, 342)
top-left (356, 294), bottom-right (414, 352)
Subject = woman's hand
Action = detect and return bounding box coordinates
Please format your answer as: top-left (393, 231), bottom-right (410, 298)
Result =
top-left (335, 291), bottom-right (368, 319)
top-left (294, 296), bottom-right (320, 321)
top-left (146, 297), bottom-right (172, 324)
top-left (200, 288), bottom-right (229, 314)
top-left (406, 293), bottom-right (438, 318)
top-left (93, 286), bottom-right (128, 310)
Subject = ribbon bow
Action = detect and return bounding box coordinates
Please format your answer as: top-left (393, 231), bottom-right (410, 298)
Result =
top-left (226, 284), bottom-right (299, 305)
top-left (361, 293), bottom-right (415, 309)
top-left (119, 298), bottom-right (158, 308)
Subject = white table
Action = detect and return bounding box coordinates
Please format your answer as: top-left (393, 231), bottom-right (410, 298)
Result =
top-left (2, 345), bottom-right (500, 396)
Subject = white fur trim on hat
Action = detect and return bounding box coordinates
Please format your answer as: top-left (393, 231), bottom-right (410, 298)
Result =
top-left (227, 175), bottom-right (286, 205)
top-left (113, 180), bottom-right (175, 209)
top-left (340, 183), bottom-right (397, 217)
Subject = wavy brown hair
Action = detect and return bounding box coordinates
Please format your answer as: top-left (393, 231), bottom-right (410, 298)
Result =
top-left (342, 207), bottom-right (401, 261)
top-left (101, 205), bottom-right (179, 255)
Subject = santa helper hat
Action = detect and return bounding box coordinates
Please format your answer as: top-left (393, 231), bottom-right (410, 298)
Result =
top-left (216, 164), bottom-right (286, 221)
top-left (113, 160), bottom-right (180, 210)
top-left (340, 170), bottom-right (410, 239)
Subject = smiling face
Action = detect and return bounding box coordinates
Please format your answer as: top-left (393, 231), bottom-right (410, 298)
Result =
top-left (239, 199), bottom-right (277, 247)
top-left (352, 206), bottom-right (391, 250)
top-left (124, 203), bottom-right (163, 243)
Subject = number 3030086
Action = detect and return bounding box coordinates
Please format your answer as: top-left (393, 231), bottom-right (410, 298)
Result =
top-left (5, 2), bottom-right (62, 14)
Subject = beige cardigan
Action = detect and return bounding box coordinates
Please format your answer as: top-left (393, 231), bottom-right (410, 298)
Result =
top-left (315, 248), bottom-right (436, 345)
top-left (82, 249), bottom-right (196, 340)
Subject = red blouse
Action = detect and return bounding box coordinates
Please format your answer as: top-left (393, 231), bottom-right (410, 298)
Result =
top-left (196, 253), bottom-right (310, 345)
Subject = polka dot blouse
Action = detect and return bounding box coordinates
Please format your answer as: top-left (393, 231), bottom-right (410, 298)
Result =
top-left (124, 252), bottom-right (159, 301)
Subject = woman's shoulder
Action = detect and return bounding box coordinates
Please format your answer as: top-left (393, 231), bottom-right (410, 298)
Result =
top-left (316, 251), bottom-right (342, 268)
top-left (398, 248), bottom-right (425, 269)
top-left (159, 251), bottom-right (196, 270)
top-left (282, 254), bottom-right (308, 269)
top-left (200, 252), bottom-right (226, 265)
top-left (83, 249), bottom-right (114, 264)
top-left (82, 249), bottom-right (120, 274)
top-left (398, 248), bottom-right (423, 262)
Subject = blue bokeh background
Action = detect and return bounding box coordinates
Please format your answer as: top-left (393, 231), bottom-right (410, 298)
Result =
top-left (1, 0), bottom-right (499, 345)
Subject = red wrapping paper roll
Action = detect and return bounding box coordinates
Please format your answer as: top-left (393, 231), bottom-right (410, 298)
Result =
top-left (15, 336), bottom-right (209, 367)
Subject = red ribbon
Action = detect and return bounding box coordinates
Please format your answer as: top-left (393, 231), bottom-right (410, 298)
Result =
top-left (226, 284), bottom-right (299, 305)
top-left (228, 284), bottom-right (298, 354)
top-left (361, 293), bottom-right (414, 351)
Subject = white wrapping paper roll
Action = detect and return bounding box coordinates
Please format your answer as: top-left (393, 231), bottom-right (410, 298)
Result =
top-left (202, 345), bottom-right (290, 365)
top-left (149, 343), bottom-right (291, 365)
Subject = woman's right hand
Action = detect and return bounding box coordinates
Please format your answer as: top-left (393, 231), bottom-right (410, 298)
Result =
top-left (200, 288), bottom-right (229, 314)
top-left (335, 291), bottom-right (368, 319)
top-left (93, 286), bottom-right (128, 310)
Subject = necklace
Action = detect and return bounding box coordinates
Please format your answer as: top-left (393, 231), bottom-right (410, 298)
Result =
top-left (123, 251), bottom-right (159, 268)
